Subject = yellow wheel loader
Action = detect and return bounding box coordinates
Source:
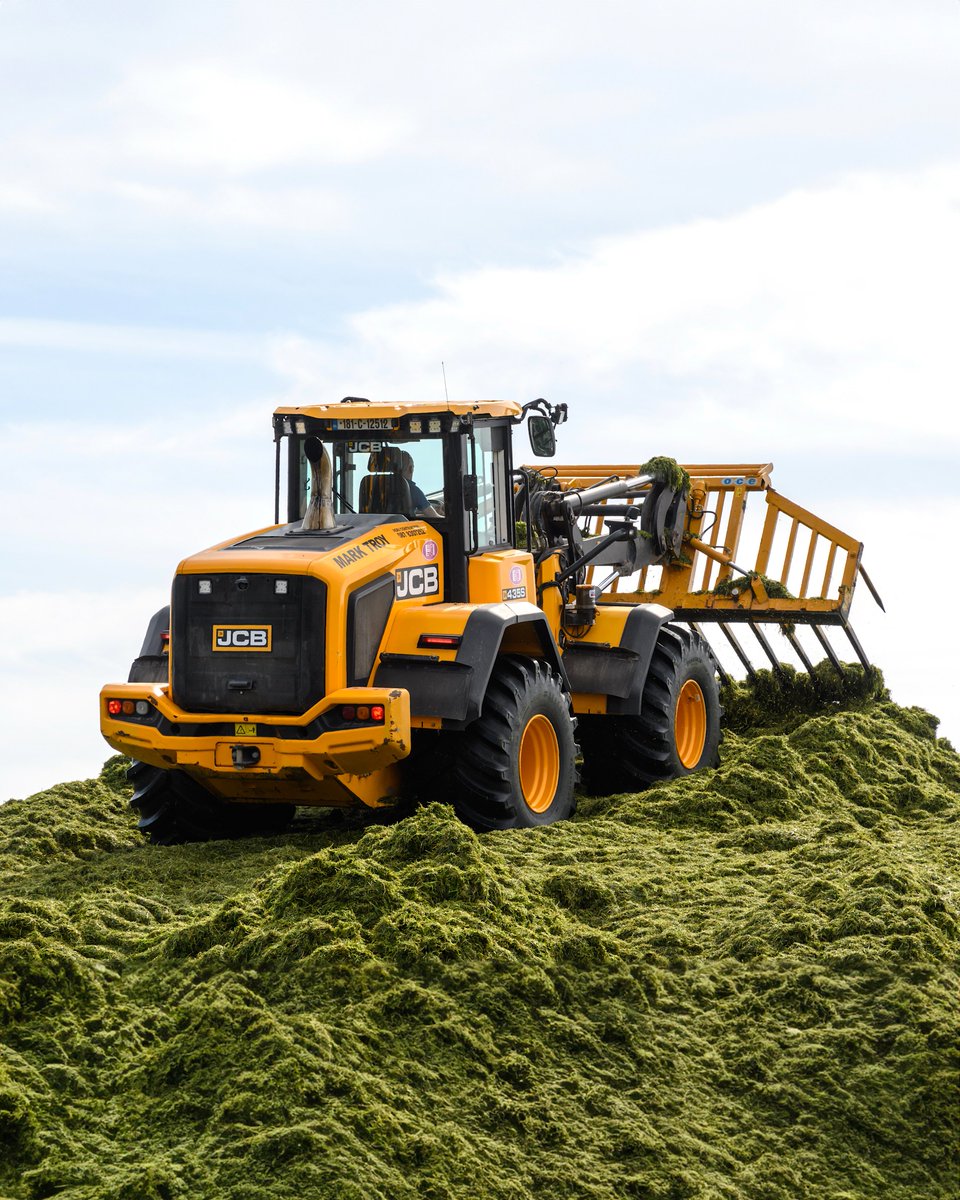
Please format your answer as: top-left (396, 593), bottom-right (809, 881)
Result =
top-left (101, 397), bottom-right (879, 842)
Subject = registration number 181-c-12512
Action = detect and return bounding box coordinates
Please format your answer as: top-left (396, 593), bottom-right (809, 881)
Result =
top-left (333, 418), bottom-right (397, 431)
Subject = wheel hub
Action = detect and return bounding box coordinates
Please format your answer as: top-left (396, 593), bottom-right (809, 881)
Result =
top-left (518, 714), bottom-right (560, 813)
top-left (675, 679), bottom-right (707, 768)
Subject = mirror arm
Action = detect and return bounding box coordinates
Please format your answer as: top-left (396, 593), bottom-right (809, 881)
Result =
top-left (520, 397), bottom-right (568, 427)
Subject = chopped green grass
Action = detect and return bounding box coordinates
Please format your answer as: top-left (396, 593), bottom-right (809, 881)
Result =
top-left (712, 572), bottom-right (795, 600)
top-left (640, 456), bottom-right (690, 494)
top-left (1, 675), bottom-right (958, 1199)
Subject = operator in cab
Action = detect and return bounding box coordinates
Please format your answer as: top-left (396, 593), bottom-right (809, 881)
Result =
top-left (401, 451), bottom-right (443, 520)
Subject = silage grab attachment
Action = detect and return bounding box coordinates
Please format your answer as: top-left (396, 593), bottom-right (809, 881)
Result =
top-left (548, 462), bottom-right (883, 681)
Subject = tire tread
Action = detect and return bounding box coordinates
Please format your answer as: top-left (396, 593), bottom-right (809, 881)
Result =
top-left (579, 624), bottom-right (721, 796)
top-left (448, 656), bottom-right (578, 831)
top-left (127, 762), bottom-right (295, 845)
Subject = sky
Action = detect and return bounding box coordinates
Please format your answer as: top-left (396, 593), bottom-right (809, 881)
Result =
top-left (2, 0), bottom-right (960, 801)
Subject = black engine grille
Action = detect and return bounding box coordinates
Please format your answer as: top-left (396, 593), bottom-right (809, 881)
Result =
top-left (171, 573), bottom-right (326, 715)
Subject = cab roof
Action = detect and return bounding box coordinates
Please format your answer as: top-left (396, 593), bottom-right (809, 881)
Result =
top-left (274, 398), bottom-right (523, 422)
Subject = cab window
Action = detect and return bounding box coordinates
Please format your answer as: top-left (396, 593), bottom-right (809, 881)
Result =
top-left (293, 436), bottom-right (446, 519)
top-left (469, 425), bottom-right (510, 549)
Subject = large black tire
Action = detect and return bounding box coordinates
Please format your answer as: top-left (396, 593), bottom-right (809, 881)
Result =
top-left (578, 625), bottom-right (721, 796)
top-left (127, 761), bottom-right (296, 845)
top-left (127, 608), bottom-right (170, 684)
top-left (449, 656), bottom-right (578, 831)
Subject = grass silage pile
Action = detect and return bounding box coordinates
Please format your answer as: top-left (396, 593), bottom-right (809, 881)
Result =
top-left (1, 668), bottom-right (959, 1200)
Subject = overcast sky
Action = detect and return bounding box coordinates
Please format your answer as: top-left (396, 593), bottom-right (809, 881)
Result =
top-left (3, 0), bottom-right (960, 801)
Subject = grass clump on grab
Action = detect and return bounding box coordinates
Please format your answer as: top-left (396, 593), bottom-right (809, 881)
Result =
top-left (712, 570), bottom-right (795, 600)
top-left (639, 455), bottom-right (690, 493)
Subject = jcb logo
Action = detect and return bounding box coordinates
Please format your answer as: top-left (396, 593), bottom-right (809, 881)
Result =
top-left (212, 625), bottom-right (272, 651)
top-left (395, 565), bottom-right (440, 600)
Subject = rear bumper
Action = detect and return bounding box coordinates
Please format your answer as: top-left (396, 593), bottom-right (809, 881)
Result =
top-left (100, 684), bottom-right (411, 806)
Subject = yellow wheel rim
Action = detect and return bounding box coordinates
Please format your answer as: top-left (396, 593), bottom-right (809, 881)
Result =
top-left (519, 714), bottom-right (560, 813)
top-left (675, 679), bottom-right (707, 769)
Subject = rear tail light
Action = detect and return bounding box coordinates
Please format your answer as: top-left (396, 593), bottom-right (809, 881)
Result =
top-left (339, 704), bottom-right (386, 724)
top-left (106, 698), bottom-right (152, 718)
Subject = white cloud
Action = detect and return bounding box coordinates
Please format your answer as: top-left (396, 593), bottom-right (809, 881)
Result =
top-left (796, 495), bottom-right (960, 745)
top-left (0, 51), bottom-right (410, 230)
top-left (108, 61), bottom-right (412, 174)
top-left (270, 164), bottom-right (960, 459)
top-left (3, 0), bottom-right (960, 246)
top-left (0, 182), bottom-right (58, 214)
top-left (0, 589), bottom-right (164, 802)
top-left (0, 402), bottom-right (279, 614)
top-left (109, 180), bottom-right (347, 232)
top-left (0, 318), bottom-right (267, 360)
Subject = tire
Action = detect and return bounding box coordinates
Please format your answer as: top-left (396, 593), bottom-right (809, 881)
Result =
top-left (450, 656), bottom-right (578, 831)
top-left (127, 656), bottom-right (168, 684)
top-left (127, 609), bottom-right (170, 684)
top-left (127, 761), bottom-right (296, 845)
top-left (578, 625), bottom-right (721, 796)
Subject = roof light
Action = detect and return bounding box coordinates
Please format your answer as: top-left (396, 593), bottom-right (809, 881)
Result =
top-left (275, 580), bottom-right (288, 594)
top-left (198, 580), bottom-right (212, 595)
top-left (409, 418), bottom-right (422, 433)
top-left (429, 418), bottom-right (442, 433)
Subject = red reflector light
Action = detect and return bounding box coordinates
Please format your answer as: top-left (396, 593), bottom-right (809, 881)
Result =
top-left (370, 705), bottom-right (385, 722)
top-left (107, 699), bottom-right (123, 716)
top-left (418, 634), bottom-right (462, 649)
top-left (341, 705), bottom-right (356, 721)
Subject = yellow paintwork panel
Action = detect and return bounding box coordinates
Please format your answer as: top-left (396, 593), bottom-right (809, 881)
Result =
top-left (469, 550), bottom-right (535, 605)
top-left (101, 684), bottom-right (411, 808)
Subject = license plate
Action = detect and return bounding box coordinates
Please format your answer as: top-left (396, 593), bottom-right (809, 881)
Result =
top-left (333, 418), bottom-right (397, 431)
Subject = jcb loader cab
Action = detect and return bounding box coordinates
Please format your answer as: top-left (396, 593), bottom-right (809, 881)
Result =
top-left (101, 397), bottom-right (874, 843)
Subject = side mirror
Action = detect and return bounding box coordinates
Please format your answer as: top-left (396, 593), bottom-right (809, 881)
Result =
top-left (528, 415), bottom-right (556, 458)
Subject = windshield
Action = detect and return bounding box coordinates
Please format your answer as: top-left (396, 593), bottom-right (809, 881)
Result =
top-left (293, 436), bottom-right (446, 521)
